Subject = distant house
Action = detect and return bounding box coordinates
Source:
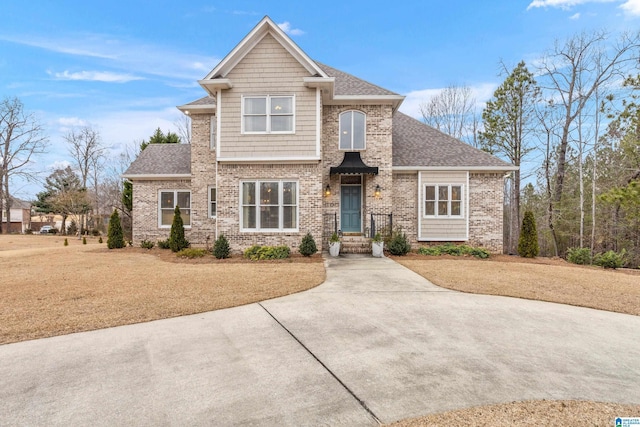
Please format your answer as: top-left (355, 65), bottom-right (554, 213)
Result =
top-left (1, 197), bottom-right (31, 233)
top-left (123, 16), bottom-right (516, 253)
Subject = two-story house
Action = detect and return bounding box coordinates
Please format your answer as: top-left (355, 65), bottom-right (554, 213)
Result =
top-left (123, 16), bottom-right (516, 253)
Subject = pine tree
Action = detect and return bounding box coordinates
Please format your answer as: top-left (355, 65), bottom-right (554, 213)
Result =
top-left (168, 205), bottom-right (189, 252)
top-left (518, 210), bottom-right (539, 258)
top-left (299, 232), bottom-right (318, 257)
top-left (213, 234), bottom-right (231, 259)
top-left (107, 209), bottom-right (125, 249)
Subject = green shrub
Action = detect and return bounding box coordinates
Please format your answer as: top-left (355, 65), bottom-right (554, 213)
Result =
top-left (387, 229), bottom-right (411, 256)
top-left (107, 209), bottom-right (125, 249)
top-left (67, 219), bottom-right (78, 236)
top-left (98, 236), bottom-right (103, 244)
top-left (244, 245), bottom-right (291, 260)
top-left (24, 228), bottom-right (33, 235)
top-left (91, 229), bottom-right (101, 237)
top-left (213, 234), bottom-right (231, 259)
top-left (418, 244), bottom-right (490, 259)
top-left (140, 240), bottom-right (155, 249)
top-left (329, 232), bottom-right (340, 243)
top-left (299, 232), bottom-right (318, 257)
top-left (64, 238), bottom-right (68, 246)
top-left (82, 236), bottom-right (87, 245)
top-left (157, 239), bottom-right (170, 249)
top-left (168, 206), bottom-right (189, 252)
top-left (593, 249), bottom-right (626, 269)
top-left (567, 247), bottom-right (591, 265)
top-left (518, 210), bottom-right (539, 258)
top-left (176, 248), bottom-right (207, 259)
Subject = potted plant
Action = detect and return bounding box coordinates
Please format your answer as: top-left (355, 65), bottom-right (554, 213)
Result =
top-left (372, 232), bottom-right (384, 257)
top-left (329, 232), bottom-right (341, 257)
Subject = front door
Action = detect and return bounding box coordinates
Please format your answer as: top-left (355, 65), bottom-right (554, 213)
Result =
top-left (341, 185), bottom-right (361, 233)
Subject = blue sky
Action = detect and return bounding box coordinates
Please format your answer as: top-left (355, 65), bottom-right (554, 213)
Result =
top-left (1, 0), bottom-right (639, 199)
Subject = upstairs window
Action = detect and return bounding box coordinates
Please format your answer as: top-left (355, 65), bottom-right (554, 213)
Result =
top-left (424, 185), bottom-right (463, 217)
top-left (339, 110), bottom-right (366, 150)
top-left (243, 95), bottom-right (294, 133)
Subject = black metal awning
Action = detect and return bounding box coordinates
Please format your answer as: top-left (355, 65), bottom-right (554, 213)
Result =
top-left (329, 152), bottom-right (379, 175)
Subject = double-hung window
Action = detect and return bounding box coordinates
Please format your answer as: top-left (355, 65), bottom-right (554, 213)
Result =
top-left (209, 186), bottom-right (217, 218)
top-left (424, 185), bottom-right (463, 217)
top-left (339, 110), bottom-right (366, 150)
top-left (159, 190), bottom-right (191, 227)
top-left (243, 95), bottom-right (294, 133)
top-left (241, 180), bottom-right (298, 231)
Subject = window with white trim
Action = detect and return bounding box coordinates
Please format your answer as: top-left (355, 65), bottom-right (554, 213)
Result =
top-left (159, 190), bottom-right (191, 227)
top-left (424, 185), bottom-right (463, 217)
top-left (242, 95), bottom-right (294, 133)
top-left (209, 186), bottom-right (217, 218)
top-left (339, 110), bottom-right (366, 150)
top-left (241, 180), bottom-right (298, 231)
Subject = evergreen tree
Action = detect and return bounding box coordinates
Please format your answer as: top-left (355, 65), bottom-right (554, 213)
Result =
top-left (168, 205), bottom-right (189, 252)
top-left (107, 209), bottom-right (125, 249)
top-left (299, 232), bottom-right (318, 257)
top-left (518, 210), bottom-right (539, 258)
top-left (213, 234), bottom-right (231, 259)
top-left (139, 128), bottom-right (180, 151)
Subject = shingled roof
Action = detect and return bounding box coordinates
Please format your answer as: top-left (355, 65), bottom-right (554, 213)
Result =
top-left (316, 63), bottom-right (400, 97)
top-left (122, 144), bottom-right (191, 178)
top-left (392, 112), bottom-right (514, 170)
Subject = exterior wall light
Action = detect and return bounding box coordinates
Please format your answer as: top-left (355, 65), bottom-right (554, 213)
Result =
top-left (324, 184), bottom-right (331, 197)
top-left (374, 184), bottom-right (381, 198)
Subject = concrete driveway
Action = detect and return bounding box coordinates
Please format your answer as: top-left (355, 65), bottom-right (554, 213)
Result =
top-left (2, 255), bottom-right (640, 426)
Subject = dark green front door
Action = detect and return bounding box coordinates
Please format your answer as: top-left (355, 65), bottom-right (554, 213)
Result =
top-left (341, 185), bottom-right (361, 233)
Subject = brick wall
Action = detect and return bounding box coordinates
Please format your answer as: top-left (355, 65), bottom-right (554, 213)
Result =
top-left (468, 173), bottom-right (504, 253)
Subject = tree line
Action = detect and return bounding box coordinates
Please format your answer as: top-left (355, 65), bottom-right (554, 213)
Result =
top-left (420, 29), bottom-right (640, 267)
top-left (0, 95), bottom-right (185, 237)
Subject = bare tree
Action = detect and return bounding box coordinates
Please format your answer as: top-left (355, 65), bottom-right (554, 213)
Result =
top-left (419, 84), bottom-right (478, 144)
top-left (536, 29), bottom-right (640, 252)
top-left (537, 30), bottom-right (640, 205)
top-left (0, 97), bottom-right (48, 233)
top-left (64, 125), bottom-right (105, 233)
top-left (175, 114), bottom-right (191, 144)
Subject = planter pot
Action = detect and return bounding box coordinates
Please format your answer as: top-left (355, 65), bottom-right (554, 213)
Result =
top-left (372, 241), bottom-right (384, 258)
top-left (329, 242), bottom-right (341, 257)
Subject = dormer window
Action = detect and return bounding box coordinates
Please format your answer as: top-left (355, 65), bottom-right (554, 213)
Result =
top-left (339, 110), bottom-right (366, 150)
top-left (242, 95), bottom-right (294, 133)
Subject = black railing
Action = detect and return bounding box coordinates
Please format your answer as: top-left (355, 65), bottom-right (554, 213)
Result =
top-left (323, 212), bottom-right (338, 241)
top-left (370, 213), bottom-right (392, 239)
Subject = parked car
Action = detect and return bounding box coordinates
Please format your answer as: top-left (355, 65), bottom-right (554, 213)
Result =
top-left (39, 225), bottom-right (54, 234)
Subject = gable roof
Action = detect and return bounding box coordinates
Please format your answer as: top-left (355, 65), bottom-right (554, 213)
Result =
top-left (392, 112), bottom-right (516, 171)
top-left (122, 144), bottom-right (191, 179)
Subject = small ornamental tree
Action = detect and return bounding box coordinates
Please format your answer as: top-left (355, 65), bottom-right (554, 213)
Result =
top-left (213, 234), bottom-right (231, 259)
top-left (517, 210), bottom-right (539, 258)
top-left (299, 232), bottom-right (318, 257)
top-left (107, 209), bottom-right (125, 249)
top-left (168, 205), bottom-right (189, 252)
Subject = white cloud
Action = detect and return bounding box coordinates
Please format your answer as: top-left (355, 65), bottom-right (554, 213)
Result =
top-left (47, 160), bottom-right (72, 171)
top-left (620, 0), bottom-right (640, 15)
top-left (527, 0), bottom-right (616, 10)
top-left (58, 117), bottom-right (88, 127)
top-left (399, 83), bottom-right (498, 120)
top-left (50, 70), bottom-right (143, 83)
top-left (570, 12), bottom-right (582, 18)
top-left (278, 21), bottom-right (305, 36)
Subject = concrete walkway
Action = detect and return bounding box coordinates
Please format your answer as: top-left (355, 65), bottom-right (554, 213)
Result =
top-left (2, 255), bottom-right (640, 426)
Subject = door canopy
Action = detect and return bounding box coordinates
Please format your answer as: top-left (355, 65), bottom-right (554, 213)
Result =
top-left (330, 152), bottom-right (378, 175)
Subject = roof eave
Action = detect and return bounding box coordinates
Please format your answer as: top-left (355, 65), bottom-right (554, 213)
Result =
top-left (393, 165), bottom-right (518, 172)
top-left (121, 174), bottom-right (192, 181)
top-left (177, 104), bottom-right (216, 115)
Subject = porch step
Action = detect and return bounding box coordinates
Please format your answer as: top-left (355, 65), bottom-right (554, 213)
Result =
top-left (339, 236), bottom-right (371, 254)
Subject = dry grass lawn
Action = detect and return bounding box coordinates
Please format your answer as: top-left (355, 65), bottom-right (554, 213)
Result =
top-left (3, 236), bottom-right (639, 424)
top-left (0, 235), bottom-right (324, 344)
top-left (395, 254), bottom-right (640, 316)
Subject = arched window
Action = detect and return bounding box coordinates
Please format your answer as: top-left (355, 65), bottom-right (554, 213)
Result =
top-left (339, 110), bottom-right (365, 150)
